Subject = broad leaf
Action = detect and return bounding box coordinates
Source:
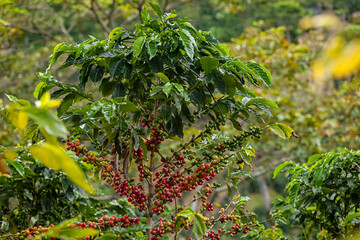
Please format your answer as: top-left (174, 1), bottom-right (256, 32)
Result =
top-left (193, 214), bottom-right (206, 239)
top-left (179, 29), bottom-right (195, 59)
top-left (242, 97), bottom-right (279, 110)
top-left (148, 2), bottom-right (162, 18)
top-left (141, 7), bottom-right (150, 23)
top-left (268, 123), bottom-right (294, 139)
top-left (133, 36), bottom-right (146, 58)
top-left (200, 56), bottom-right (219, 73)
top-left (59, 228), bottom-right (99, 239)
top-left (273, 161), bottom-right (294, 178)
top-left (25, 108), bottom-right (67, 138)
top-left (308, 154), bottom-right (322, 165)
top-left (30, 143), bottom-right (93, 194)
top-left (247, 61), bottom-right (272, 88)
top-left (147, 41), bottom-right (158, 60)
top-left (9, 161), bottom-right (25, 177)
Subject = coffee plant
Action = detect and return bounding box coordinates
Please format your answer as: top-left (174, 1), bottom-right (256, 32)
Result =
top-left (272, 149), bottom-right (360, 239)
top-left (0, 3), bottom-right (293, 240)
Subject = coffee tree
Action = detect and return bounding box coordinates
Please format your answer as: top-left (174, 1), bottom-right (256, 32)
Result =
top-left (272, 149), bottom-right (360, 239)
top-left (1, 3), bottom-right (293, 240)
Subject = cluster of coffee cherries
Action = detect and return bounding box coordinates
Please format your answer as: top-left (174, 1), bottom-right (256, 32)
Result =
top-left (224, 126), bottom-right (263, 151)
top-left (107, 174), bottom-right (147, 212)
top-left (142, 117), bottom-right (167, 150)
top-left (95, 215), bottom-right (140, 229)
top-left (230, 224), bottom-right (250, 235)
top-left (17, 225), bottom-right (53, 239)
top-left (66, 140), bottom-right (148, 211)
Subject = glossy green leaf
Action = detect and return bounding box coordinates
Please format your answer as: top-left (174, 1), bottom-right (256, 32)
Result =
top-left (243, 97), bottom-right (280, 110)
top-left (89, 65), bottom-right (104, 83)
top-left (289, 181), bottom-right (300, 205)
top-left (177, 209), bottom-right (195, 218)
top-left (179, 29), bottom-right (195, 59)
top-left (200, 56), bottom-right (219, 73)
top-left (273, 161), bottom-right (294, 179)
top-left (133, 36), bottom-right (146, 58)
top-left (313, 165), bottom-right (324, 186)
top-left (9, 161), bottom-right (25, 178)
top-left (345, 212), bottom-right (360, 224)
top-left (247, 61), bottom-right (272, 88)
top-left (155, 72), bottom-right (169, 83)
top-left (25, 107), bottom-right (67, 138)
top-left (118, 101), bottom-right (139, 113)
top-left (148, 2), bottom-right (162, 18)
top-left (141, 7), bottom-right (150, 23)
top-left (109, 59), bottom-right (124, 79)
top-left (308, 154), bottom-right (322, 165)
top-left (193, 214), bottom-right (206, 239)
top-left (102, 103), bottom-right (116, 122)
top-left (147, 41), bottom-right (158, 60)
top-left (163, 82), bottom-right (172, 97)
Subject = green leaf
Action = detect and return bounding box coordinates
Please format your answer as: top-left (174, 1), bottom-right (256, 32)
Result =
top-left (313, 165), bottom-right (324, 187)
top-left (57, 94), bottom-right (75, 117)
top-left (193, 214), bottom-right (206, 239)
top-left (9, 161), bottom-right (25, 178)
top-left (97, 233), bottom-right (117, 240)
top-left (148, 2), bottom-right (163, 18)
top-left (273, 161), bottom-right (294, 179)
top-left (268, 123), bottom-right (294, 139)
top-left (89, 65), bottom-right (104, 83)
top-left (308, 154), bottom-right (322, 165)
top-left (155, 72), bottom-right (169, 83)
top-left (109, 59), bottom-right (124, 79)
top-left (133, 36), bottom-right (146, 58)
top-left (30, 143), bottom-right (93, 194)
top-left (159, 104), bottom-right (171, 122)
top-left (179, 29), bottom-right (195, 59)
top-left (165, 13), bottom-right (177, 21)
top-left (118, 101), bottom-right (139, 113)
top-left (200, 56), bottom-right (219, 73)
top-left (177, 209), bottom-right (195, 218)
top-left (141, 7), bottom-right (150, 23)
top-left (102, 103), bottom-right (116, 122)
top-left (33, 82), bottom-right (47, 99)
top-left (213, 74), bottom-right (226, 94)
top-left (147, 41), bottom-right (158, 60)
top-left (247, 61), bottom-right (272, 88)
top-left (48, 42), bottom-right (65, 70)
top-left (242, 97), bottom-right (280, 110)
top-left (345, 212), bottom-right (360, 224)
top-left (289, 181), bottom-right (300, 205)
top-left (59, 228), bottom-right (99, 239)
top-left (163, 82), bottom-right (172, 97)
top-left (25, 107), bottom-right (67, 138)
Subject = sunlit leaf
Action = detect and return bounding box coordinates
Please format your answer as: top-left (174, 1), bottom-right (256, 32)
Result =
top-left (30, 143), bottom-right (93, 193)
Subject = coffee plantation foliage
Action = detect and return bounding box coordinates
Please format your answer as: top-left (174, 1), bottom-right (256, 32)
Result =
top-left (0, 5), bottom-right (294, 240)
top-left (273, 149), bottom-right (360, 240)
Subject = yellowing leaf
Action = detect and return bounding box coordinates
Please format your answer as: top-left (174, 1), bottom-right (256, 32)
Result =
top-left (332, 40), bottom-right (360, 78)
top-left (35, 92), bottom-right (62, 109)
top-left (30, 143), bottom-right (93, 194)
top-left (3, 150), bottom-right (16, 161)
top-left (30, 143), bottom-right (62, 171)
top-left (8, 110), bottom-right (28, 131)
